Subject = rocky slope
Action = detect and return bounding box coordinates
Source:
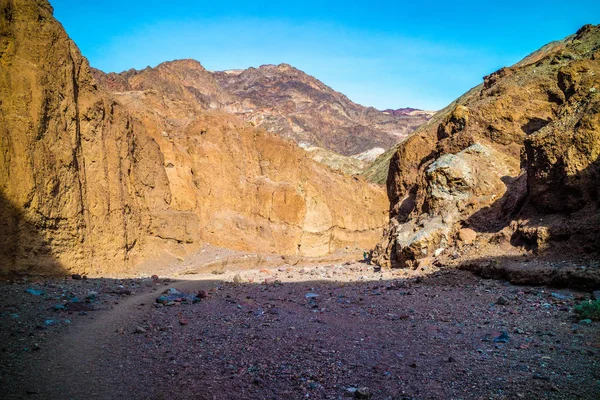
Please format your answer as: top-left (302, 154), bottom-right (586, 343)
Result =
top-left (0, 0), bottom-right (388, 276)
top-left (96, 61), bottom-right (433, 158)
top-left (213, 64), bottom-right (433, 155)
top-left (374, 25), bottom-right (600, 268)
top-left (92, 59), bottom-right (236, 111)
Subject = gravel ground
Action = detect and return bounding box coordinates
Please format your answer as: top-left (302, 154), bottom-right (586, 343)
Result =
top-left (1, 261), bottom-right (599, 400)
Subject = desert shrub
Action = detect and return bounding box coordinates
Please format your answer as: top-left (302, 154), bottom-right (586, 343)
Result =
top-left (574, 299), bottom-right (600, 321)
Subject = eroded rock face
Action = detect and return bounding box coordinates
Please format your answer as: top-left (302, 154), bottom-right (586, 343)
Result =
top-left (0, 0), bottom-right (388, 275)
top-left (379, 143), bottom-right (519, 268)
top-left (94, 69), bottom-right (390, 259)
top-left (525, 57), bottom-right (600, 213)
top-left (374, 24), bottom-right (600, 268)
top-left (0, 0), bottom-right (167, 275)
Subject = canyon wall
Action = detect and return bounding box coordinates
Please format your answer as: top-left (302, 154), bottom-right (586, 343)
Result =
top-left (374, 25), bottom-right (600, 268)
top-left (0, 0), bottom-right (388, 276)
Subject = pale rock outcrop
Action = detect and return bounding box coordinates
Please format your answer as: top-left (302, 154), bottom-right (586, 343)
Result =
top-left (378, 143), bottom-right (518, 268)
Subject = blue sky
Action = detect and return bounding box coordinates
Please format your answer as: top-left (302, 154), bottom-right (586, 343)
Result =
top-left (50, 0), bottom-right (600, 110)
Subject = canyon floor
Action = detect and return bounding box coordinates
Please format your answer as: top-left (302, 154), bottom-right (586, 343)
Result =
top-left (1, 249), bottom-right (599, 400)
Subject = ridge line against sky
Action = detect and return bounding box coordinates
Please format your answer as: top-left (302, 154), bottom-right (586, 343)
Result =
top-left (51, 0), bottom-right (600, 110)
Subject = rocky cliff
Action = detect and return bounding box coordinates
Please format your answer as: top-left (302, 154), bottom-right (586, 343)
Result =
top-left (374, 25), bottom-right (600, 268)
top-left (0, 0), bottom-right (388, 276)
top-left (0, 0), bottom-right (165, 275)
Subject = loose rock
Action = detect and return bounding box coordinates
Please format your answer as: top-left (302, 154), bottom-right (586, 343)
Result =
top-left (496, 296), bottom-right (509, 305)
top-left (233, 273), bottom-right (245, 284)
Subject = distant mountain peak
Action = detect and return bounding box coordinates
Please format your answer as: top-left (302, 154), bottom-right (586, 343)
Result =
top-left (211, 63), bottom-right (434, 155)
top-left (382, 108), bottom-right (436, 117)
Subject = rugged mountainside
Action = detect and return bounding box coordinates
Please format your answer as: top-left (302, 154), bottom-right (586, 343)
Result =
top-left (374, 25), bottom-right (600, 268)
top-left (96, 61), bottom-right (432, 158)
top-left (0, 0), bottom-right (388, 276)
top-left (213, 64), bottom-right (433, 155)
top-left (92, 59), bottom-right (236, 111)
top-left (93, 68), bottom-right (390, 259)
top-left (364, 87), bottom-right (481, 185)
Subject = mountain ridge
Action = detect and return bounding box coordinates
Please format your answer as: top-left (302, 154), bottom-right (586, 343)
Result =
top-left (93, 59), bottom-right (433, 157)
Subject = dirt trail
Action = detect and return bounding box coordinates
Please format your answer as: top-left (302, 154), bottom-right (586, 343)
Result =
top-left (19, 279), bottom-right (214, 399)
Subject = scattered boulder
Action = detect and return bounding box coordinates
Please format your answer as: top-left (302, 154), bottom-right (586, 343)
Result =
top-left (493, 331), bottom-right (510, 343)
top-left (26, 288), bottom-right (44, 296)
top-left (354, 387), bottom-right (372, 399)
top-left (233, 273), bottom-right (245, 284)
top-left (156, 288), bottom-right (201, 305)
top-left (458, 228), bottom-right (477, 245)
top-left (134, 326), bottom-right (147, 334)
top-left (496, 296), bottom-right (509, 305)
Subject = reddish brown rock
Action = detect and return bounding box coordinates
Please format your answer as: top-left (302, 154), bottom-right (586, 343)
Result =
top-left (458, 228), bottom-right (477, 245)
top-left (94, 61), bottom-right (433, 158)
top-left (213, 64), bottom-right (433, 156)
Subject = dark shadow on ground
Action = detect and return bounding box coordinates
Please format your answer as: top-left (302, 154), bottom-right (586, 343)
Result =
top-left (1, 267), bottom-right (599, 400)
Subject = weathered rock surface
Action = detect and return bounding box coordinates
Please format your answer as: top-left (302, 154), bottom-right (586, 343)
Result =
top-left (0, 0), bottom-right (388, 276)
top-left (374, 24), bottom-right (600, 268)
top-left (0, 0), bottom-right (165, 275)
top-left (303, 146), bottom-right (368, 176)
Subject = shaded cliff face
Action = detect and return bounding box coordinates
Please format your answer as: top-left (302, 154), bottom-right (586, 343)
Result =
top-left (374, 25), bottom-right (600, 268)
top-left (0, 0), bottom-right (388, 275)
top-left (0, 0), bottom-right (171, 275)
top-left (213, 64), bottom-right (432, 156)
